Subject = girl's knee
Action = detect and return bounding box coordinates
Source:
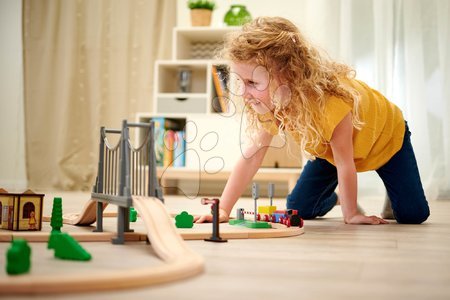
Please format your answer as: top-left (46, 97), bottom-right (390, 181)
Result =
top-left (286, 193), bottom-right (336, 220)
top-left (395, 206), bottom-right (430, 224)
top-left (286, 195), bottom-right (317, 219)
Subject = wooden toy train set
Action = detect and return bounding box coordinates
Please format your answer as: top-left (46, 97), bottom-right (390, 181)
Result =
top-left (0, 120), bottom-right (304, 295)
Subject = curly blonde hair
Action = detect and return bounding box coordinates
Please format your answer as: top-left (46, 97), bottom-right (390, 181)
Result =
top-left (221, 17), bottom-right (363, 158)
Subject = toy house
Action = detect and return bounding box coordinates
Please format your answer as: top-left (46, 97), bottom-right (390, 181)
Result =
top-left (0, 189), bottom-right (44, 231)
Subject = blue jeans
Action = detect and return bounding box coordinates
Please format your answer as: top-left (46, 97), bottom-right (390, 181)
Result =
top-left (286, 122), bottom-right (430, 224)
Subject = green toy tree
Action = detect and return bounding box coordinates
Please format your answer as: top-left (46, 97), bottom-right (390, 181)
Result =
top-left (48, 232), bottom-right (91, 261)
top-left (50, 197), bottom-right (63, 232)
top-left (6, 239), bottom-right (31, 275)
top-left (48, 197), bottom-right (64, 250)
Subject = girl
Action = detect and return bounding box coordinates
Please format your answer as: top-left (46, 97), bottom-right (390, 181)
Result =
top-left (196, 17), bottom-right (430, 225)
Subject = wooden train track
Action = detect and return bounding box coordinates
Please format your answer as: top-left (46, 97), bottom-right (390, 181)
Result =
top-left (0, 197), bottom-right (304, 295)
top-left (61, 198), bottom-right (108, 225)
top-left (0, 197), bottom-right (204, 295)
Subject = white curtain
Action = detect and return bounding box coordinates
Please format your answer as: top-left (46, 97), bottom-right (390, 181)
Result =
top-left (389, 0), bottom-right (450, 201)
top-left (23, 0), bottom-right (176, 190)
top-left (294, 0), bottom-right (450, 200)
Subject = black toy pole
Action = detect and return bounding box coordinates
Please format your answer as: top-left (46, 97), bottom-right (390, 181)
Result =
top-left (201, 198), bottom-right (227, 243)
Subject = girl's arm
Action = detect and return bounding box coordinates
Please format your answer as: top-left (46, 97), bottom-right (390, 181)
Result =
top-left (195, 129), bottom-right (274, 223)
top-left (330, 113), bottom-right (388, 225)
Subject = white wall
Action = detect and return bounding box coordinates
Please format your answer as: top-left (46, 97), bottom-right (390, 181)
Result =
top-left (0, 0), bottom-right (27, 190)
top-left (178, 0), bottom-right (312, 28)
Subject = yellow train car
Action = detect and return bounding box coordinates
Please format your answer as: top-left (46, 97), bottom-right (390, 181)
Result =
top-left (0, 189), bottom-right (44, 231)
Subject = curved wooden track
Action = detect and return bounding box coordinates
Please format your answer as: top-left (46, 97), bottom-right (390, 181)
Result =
top-left (57, 199), bottom-right (304, 240)
top-left (0, 197), bottom-right (204, 295)
top-left (62, 199), bottom-right (108, 225)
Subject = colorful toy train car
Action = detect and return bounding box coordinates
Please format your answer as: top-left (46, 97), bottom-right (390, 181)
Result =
top-left (265, 209), bottom-right (303, 228)
top-left (241, 206), bottom-right (304, 228)
top-left (256, 209), bottom-right (303, 228)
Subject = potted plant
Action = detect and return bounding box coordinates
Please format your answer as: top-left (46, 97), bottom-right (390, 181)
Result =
top-left (188, 0), bottom-right (215, 26)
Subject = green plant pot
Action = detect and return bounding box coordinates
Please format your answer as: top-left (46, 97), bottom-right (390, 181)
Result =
top-left (224, 5), bottom-right (252, 26)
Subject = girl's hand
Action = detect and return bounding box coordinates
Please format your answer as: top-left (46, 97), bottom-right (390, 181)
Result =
top-left (194, 208), bottom-right (229, 223)
top-left (345, 214), bottom-right (389, 225)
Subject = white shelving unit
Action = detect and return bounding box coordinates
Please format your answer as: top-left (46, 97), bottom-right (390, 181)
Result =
top-left (153, 60), bottom-right (209, 114)
top-left (137, 26), bottom-right (302, 194)
top-left (138, 27), bottom-right (243, 171)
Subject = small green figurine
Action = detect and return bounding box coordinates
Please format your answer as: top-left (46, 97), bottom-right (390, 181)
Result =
top-left (6, 239), bottom-right (31, 275)
top-left (130, 207), bottom-right (138, 222)
top-left (175, 211), bottom-right (194, 228)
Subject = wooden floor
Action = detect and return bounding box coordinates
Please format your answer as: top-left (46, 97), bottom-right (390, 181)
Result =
top-left (2, 191), bottom-right (450, 300)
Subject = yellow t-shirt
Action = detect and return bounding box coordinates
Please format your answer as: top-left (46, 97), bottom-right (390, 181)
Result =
top-left (258, 78), bottom-right (405, 172)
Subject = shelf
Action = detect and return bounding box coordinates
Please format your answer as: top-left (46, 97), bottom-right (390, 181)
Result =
top-left (135, 115), bottom-right (187, 168)
top-left (155, 166), bottom-right (301, 192)
top-left (156, 93), bottom-right (207, 98)
top-left (155, 61), bottom-right (208, 94)
top-left (174, 26), bottom-right (241, 39)
top-left (156, 60), bottom-right (209, 67)
top-left (173, 27), bottom-right (241, 60)
top-left (154, 60), bottom-right (231, 115)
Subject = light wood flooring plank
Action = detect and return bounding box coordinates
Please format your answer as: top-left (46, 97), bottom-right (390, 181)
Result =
top-left (1, 191), bottom-right (449, 300)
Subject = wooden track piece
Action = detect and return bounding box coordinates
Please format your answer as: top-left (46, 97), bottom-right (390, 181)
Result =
top-left (0, 223), bottom-right (304, 242)
top-left (62, 199), bottom-right (108, 225)
top-left (132, 196), bottom-right (202, 261)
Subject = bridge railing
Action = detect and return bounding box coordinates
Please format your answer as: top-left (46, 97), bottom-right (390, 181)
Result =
top-left (91, 120), bottom-right (163, 244)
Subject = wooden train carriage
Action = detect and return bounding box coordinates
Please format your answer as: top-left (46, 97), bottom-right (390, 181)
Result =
top-left (0, 189), bottom-right (44, 231)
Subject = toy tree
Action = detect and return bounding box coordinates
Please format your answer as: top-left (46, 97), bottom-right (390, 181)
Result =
top-left (50, 197), bottom-right (63, 232)
top-left (48, 232), bottom-right (91, 261)
top-left (6, 239), bottom-right (31, 275)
